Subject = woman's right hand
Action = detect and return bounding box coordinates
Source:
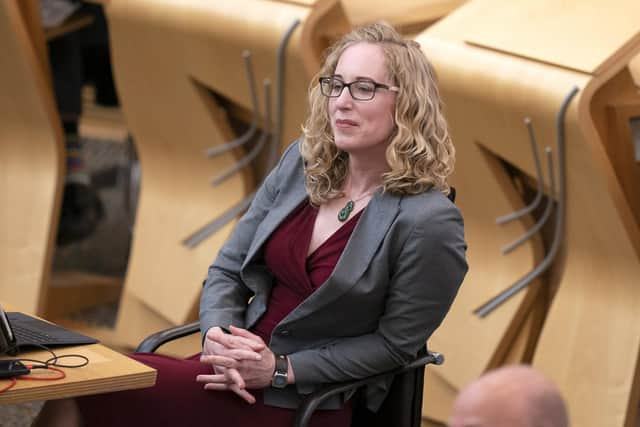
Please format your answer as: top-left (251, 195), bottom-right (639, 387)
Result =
top-left (202, 326), bottom-right (265, 357)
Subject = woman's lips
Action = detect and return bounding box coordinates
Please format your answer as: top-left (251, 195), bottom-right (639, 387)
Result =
top-left (335, 119), bottom-right (358, 128)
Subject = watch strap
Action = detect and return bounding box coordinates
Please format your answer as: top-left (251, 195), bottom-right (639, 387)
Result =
top-left (271, 354), bottom-right (288, 388)
top-left (275, 354), bottom-right (288, 372)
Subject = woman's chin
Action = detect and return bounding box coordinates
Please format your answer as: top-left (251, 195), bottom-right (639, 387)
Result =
top-left (334, 138), bottom-right (390, 157)
top-left (333, 136), bottom-right (360, 152)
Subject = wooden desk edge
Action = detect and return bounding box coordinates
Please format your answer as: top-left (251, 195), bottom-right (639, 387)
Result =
top-left (0, 371), bottom-right (156, 405)
top-left (0, 307), bottom-right (157, 404)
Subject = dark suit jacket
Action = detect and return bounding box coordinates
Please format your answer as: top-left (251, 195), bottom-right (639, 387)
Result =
top-left (200, 139), bottom-right (468, 411)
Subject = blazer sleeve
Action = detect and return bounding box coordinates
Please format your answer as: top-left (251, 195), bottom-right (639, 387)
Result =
top-left (199, 141), bottom-right (299, 338)
top-left (288, 200), bottom-right (468, 385)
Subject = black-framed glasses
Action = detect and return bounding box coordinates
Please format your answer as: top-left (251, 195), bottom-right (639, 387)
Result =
top-left (318, 76), bottom-right (399, 101)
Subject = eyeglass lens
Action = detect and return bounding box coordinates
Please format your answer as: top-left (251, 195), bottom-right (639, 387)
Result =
top-left (321, 78), bottom-right (377, 100)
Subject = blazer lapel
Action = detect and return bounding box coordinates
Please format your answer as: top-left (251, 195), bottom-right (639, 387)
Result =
top-left (282, 190), bottom-right (402, 324)
top-left (242, 171), bottom-right (307, 269)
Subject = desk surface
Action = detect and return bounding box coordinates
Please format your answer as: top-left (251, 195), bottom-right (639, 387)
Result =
top-left (0, 323), bottom-right (156, 404)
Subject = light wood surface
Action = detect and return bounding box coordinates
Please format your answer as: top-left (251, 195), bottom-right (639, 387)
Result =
top-left (0, 342), bottom-right (156, 404)
top-left (46, 272), bottom-right (122, 320)
top-left (462, 0), bottom-right (640, 75)
top-left (418, 1), bottom-right (640, 425)
top-left (0, 1), bottom-right (63, 315)
top-left (103, 0), bottom-right (350, 348)
top-left (0, 308), bottom-right (156, 404)
top-left (423, 367), bottom-right (457, 423)
top-left (0, 304), bottom-right (156, 404)
top-left (341, 0), bottom-right (466, 32)
top-left (16, 0), bottom-right (51, 79)
top-left (630, 53), bottom-right (640, 86)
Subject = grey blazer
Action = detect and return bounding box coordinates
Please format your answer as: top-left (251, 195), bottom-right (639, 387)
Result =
top-left (200, 139), bottom-right (468, 411)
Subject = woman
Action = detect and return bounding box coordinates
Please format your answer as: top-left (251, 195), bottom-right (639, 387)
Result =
top-left (37, 21), bottom-right (467, 427)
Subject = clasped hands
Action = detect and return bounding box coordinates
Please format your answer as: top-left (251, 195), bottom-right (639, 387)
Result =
top-left (196, 325), bottom-right (275, 404)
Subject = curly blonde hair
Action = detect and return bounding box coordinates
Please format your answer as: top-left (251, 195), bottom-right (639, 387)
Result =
top-left (301, 22), bottom-right (455, 205)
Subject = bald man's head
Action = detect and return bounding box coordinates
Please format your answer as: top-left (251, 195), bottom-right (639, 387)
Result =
top-left (448, 365), bottom-right (568, 427)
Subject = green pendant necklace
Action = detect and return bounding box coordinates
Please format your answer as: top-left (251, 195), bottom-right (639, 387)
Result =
top-left (337, 189), bottom-right (376, 222)
top-left (337, 200), bottom-right (355, 222)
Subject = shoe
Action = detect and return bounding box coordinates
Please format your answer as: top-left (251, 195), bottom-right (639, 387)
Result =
top-left (56, 182), bottom-right (105, 246)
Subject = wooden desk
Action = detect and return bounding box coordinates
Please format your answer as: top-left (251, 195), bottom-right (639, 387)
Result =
top-left (0, 329), bottom-right (156, 404)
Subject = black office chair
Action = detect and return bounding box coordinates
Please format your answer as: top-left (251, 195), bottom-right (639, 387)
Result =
top-left (294, 347), bottom-right (443, 427)
top-left (137, 323), bottom-right (443, 427)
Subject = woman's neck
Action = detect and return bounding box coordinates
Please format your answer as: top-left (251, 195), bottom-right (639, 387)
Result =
top-left (344, 155), bottom-right (388, 197)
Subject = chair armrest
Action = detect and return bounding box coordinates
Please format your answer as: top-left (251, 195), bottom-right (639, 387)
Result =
top-left (136, 321), bottom-right (201, 353)
top-left (293, 351), bottom-right (444, 427)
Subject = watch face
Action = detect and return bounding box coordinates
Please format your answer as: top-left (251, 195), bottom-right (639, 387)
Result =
top-left (272, 372), bottom-right (288, 388)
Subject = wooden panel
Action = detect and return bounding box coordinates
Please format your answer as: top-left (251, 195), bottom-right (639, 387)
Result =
top-left (0, 1), bottom-right (63, 315)
top-left (113, 292), bottom-right (196, 352)
top-left (45, 272), bottom-right (122, 319)
top-left (423, 369), bottom-right (457, 424)
top-left (588, 68), bottom-right (640, 228)
top-left (105, 0), bottom-right (350, 347)
top-left (500, 290), bottom-right (546, 366)
top-left (16, 0), bottom-right (51, 78)
top-left (458, 0), bottom-right (640, 74)
top-left (342, 0), bottom-right (466, 29)
top-left (630, 53), bottom-right (640, 86)
top-left (105, 0), bottom-right (256, 331)
top-left (418, 3), bottom-right (640, 424)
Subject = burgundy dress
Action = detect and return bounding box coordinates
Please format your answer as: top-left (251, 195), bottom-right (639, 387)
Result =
top-left (77, 201), bottom-right (363, 427)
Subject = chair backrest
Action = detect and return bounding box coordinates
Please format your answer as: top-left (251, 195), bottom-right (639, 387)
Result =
top-left (351, 364), bottom-right (426, 427)
top-left (448, 186), bottom-right (456, 203)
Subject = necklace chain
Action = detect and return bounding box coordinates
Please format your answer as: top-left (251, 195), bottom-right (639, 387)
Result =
top-left (350, 190), bottom-right (374, 204)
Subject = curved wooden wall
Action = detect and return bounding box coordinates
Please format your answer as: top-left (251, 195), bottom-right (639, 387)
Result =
top-left (0, 1), bottom-right (63, 315)
top-left (342, 0), bottom-right (467, 30)
top-left (104, 0), bottom-right (350, 347)
top-left (417, 1), bottom-right (640, 425)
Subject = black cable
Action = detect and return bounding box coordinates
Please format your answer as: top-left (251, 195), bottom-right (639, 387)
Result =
top-left (45, 354), bottom-right (89, 368)
top-left (16, 343), bottom-right (89, 369)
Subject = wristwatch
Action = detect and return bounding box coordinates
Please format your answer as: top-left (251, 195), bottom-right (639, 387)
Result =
top-left (271, 354), bottom-right (288, 388)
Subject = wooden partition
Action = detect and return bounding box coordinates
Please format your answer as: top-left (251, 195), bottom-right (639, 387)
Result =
top-left (103, 0), bottom-right (350, 348)
top-left (630, 54), bottom-right (640, 86)
top-left (341, 0), bottom-right (467, 32)
top-left (0, 1), bottom-right (64, 315)
top-left (417, 1), bottom-right (640, 425)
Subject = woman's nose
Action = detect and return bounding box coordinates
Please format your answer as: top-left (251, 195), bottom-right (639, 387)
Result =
top-left (333, 86), bottom-right (353, 108)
